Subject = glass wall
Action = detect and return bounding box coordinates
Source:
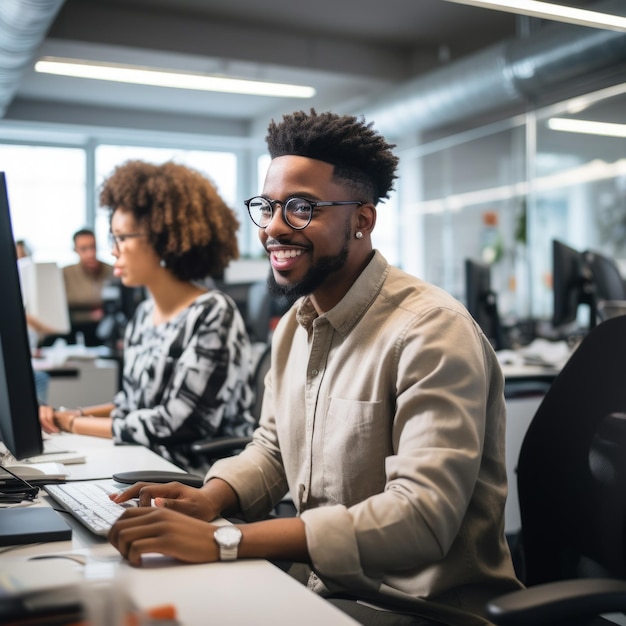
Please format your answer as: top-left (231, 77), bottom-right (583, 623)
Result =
top-left (530, 85), bottom-right (626, 326)
top-left (400, 121), bottom-right (527, 317)
top-left (399, 81), bottom-right (626, 335)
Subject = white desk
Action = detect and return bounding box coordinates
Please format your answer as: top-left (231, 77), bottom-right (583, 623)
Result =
top-left (1, 434), bottom-right (357, 625)
top-left (44, 433), bottom-right (183, 481)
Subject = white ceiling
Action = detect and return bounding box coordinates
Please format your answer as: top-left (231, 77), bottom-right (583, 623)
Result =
top-left (8, 0), bottom-right (517, 126)
top-left (2, 0), bottom-right (618, 141)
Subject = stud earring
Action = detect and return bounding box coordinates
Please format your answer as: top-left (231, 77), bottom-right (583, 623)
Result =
top-left (160, 259), bottom-right (167, 268)
top-left (355, 231), bottom-right (363, 240)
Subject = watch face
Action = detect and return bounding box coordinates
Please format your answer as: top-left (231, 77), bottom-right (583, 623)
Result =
top-left (216, 525), bottom-right (242, 548)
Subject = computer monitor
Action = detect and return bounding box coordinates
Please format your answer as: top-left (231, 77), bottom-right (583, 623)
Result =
top-left (552, 240), bottom-right (625, 332)
top-left (584, 249), bottom-right (626, 302)
top-left (464, 258), bottom-right (507, 351)
top-left (552, 239), bottom-right (591, 330)
top-left (17, 258), bottom-right (71, 334)
top-left (0, 172), bottom-right (44, 460)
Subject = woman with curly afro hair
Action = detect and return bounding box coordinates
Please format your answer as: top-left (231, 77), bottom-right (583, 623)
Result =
top-left (40, 160), bottom-right (255, 473)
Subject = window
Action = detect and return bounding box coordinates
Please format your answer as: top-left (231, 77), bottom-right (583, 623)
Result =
top-left (0, 145), bottom-right (86, 266)
top-left (95, 146), bottom-right (238, 260)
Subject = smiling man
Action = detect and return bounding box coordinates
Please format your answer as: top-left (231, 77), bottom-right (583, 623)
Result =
top-left (110, 110), bottom-right (522, 626)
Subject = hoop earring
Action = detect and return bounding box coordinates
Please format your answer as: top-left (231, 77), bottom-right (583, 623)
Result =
top-left (355, 231), bottom-right (363, 240)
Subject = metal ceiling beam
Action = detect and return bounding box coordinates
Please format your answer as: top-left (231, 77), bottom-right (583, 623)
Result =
top-left (364, 0), bottom-right (626, 138)
top-left (0, 0), bottom-right (65, 117)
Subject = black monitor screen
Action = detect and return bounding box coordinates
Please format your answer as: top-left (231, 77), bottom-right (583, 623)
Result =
top-left (585, 250), bottom-right (626, 302)
top-left (464, 258), bottom-right (506, 351)
top-left (552, 239), bottom-right (587, 328)
top-left (0, 172), bottom-right (43, 460)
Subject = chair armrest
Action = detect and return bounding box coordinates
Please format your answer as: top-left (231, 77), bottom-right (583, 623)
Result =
top-left (486, 578), bottom-right (626, 626)
top-left (190, 436), bottom-right (252, 457)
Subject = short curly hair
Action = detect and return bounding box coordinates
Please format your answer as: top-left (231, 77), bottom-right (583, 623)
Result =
top-left (99, 160), bottom-right (239, 282)
top-left (266, 109), bottom-right (399, 205)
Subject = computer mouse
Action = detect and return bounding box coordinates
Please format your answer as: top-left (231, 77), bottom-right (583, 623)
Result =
top-left (112, 470), bottom-right (205, 488)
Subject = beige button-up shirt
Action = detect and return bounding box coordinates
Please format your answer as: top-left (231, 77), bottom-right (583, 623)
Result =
top-left (62, 262), bottom-right (114, 323)
top-left (207, 251), bottom-right (522, 625)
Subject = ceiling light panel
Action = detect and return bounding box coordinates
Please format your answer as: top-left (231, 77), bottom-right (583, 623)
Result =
top-left (34, 57), bottom-right (316, 98)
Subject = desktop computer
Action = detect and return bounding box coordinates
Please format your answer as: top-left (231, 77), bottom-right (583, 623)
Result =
top-left (17, 258), bottom-right (70, 335)
top-left (0, 172), bottom-right (72, 543)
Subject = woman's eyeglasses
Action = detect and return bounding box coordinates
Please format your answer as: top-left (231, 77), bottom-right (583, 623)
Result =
top-left (109, 232), bottom-right (146, 249)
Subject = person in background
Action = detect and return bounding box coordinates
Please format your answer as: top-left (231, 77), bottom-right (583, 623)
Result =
top-left (40, 160), bottom-right (255, 474)
top-left (62, 228), bottom-right (114, 346)
top-left (14, 239), bottom-right (51, 403)
top-left (108, 111), bottom-right (522, 625)
top-left (15, 238), bottom-right (58, 339)
top-left (15, 238), bottom-right (31, 260)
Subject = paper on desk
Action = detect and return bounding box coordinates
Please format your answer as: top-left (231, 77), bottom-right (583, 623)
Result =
top-left (1, 462), bottom-right (68, 481)
top-left (517, 338), bottom-right (571, 367)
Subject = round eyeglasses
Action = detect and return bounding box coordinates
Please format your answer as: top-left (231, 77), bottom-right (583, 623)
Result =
top-left (244, 196), bottom-right (363, 230)
top-left (109, 232), bottom-right (146, 250)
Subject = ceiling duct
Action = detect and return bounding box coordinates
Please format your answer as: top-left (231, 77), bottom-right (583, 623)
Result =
top-left (0, 0), bottom-right (65, 117)
top-left (365, 0), bottom-right (626, 137)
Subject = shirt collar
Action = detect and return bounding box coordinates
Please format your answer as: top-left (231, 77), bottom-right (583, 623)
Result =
top-left (296, 250), bottom-right (389, 336)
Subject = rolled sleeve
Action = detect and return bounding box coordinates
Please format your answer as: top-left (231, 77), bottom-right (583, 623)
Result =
top-left (302, 504), bottom-right (379, 593)
top-left (206, 438), bottom-right (289, 520)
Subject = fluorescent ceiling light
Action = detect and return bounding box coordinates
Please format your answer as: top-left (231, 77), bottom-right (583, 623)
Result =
top-left (34, 57), bottom-right (316, 98)
top-left (548, 117), bottom-right (626, 137)
top-left (441, 0), bottom-right (626, 31)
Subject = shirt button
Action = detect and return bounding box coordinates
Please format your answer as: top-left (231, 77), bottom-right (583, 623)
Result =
top-left (311, 369), bottom-right (318, 376)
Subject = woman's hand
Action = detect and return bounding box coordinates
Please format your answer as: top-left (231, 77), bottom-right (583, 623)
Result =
top-left (110, 481), bottom-right (224, 522)
top-left (109, 507), bottom-right (221, 566)
top-left (39, 406), bottom-right (78, 433)
top-left (39, 405), bottom-right (58, 433)
top-left (54, 409), bottom-right (79, 433)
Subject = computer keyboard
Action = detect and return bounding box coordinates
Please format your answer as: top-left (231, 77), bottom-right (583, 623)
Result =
top-left (45, 481), bottom-right (134, 536)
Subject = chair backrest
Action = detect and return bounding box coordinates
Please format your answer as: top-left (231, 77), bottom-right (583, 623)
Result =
top-left (251, 343), bottom-right (271, 423)
top-left (246, 280), bottom-right (272, 343)
top-left (516, 315), bottom-right (626, 586)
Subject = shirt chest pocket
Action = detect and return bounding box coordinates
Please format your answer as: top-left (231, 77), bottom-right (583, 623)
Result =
top-left (319, 396), bottom-right (391, 506)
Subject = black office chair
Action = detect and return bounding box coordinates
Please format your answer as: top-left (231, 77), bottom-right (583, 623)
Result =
top-left (486, 314), bottom-right (626, 625)
top-left (190, 343), bottom-right (271, 463)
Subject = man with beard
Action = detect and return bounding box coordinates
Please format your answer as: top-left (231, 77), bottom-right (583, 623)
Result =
top-left (109, 110), bottom-right (522, 626)
top-left (62, 228), bottom-right (114, 345)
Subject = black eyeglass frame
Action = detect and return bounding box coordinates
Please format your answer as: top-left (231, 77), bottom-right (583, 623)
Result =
top-left (0, 464), bottom-right (39, 502)
top-left (244, 196), bottom-right (363, 230)
top-left (109, 232), bottom-right (146, 249)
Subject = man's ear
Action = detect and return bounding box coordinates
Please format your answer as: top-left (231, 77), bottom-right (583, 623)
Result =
top-left (357, 203), bottom-right (376, 235)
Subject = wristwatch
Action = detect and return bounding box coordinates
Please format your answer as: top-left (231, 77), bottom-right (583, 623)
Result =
top-left (214, 525), bottom-right (242, 561)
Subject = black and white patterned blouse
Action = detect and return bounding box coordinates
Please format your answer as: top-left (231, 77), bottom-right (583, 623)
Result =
top-left (111, 290), bottom-right (255, 472)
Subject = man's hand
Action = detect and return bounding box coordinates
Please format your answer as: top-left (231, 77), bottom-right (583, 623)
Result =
top-left (109, 491), bottom-right (309, 566)
top-left (110, 479), bottom-right (234, 522)
top-left (109, 507), bottom-right (221, 566)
